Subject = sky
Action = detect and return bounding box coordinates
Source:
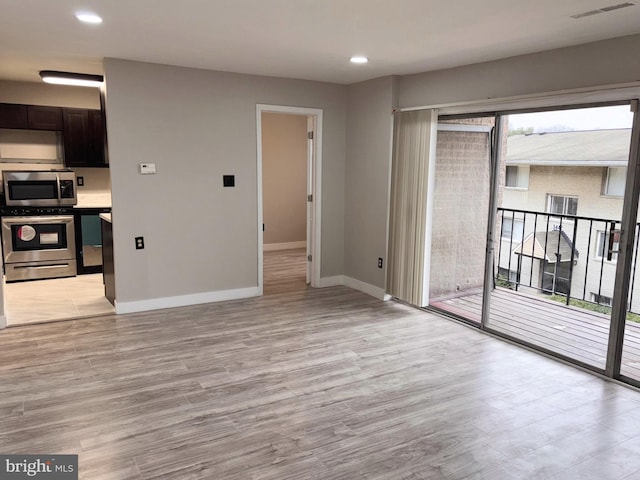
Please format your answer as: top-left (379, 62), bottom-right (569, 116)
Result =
top-left (507, 105), bottom-right (634, 132)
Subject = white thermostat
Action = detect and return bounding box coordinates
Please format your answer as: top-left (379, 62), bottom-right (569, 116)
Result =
top-left (139, 163), bottom-right (157, 175)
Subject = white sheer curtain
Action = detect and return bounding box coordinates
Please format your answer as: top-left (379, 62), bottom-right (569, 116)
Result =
top-left (387, 109), bottom-right (438, 306)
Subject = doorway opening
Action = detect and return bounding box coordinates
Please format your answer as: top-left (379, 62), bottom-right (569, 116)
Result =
top-left (1, 169), bottom-right (115, 327)
top-left (256, 105), bottom-right (322, 295)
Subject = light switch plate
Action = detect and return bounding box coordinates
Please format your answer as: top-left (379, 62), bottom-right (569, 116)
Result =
top-left (139, 163), bottom-right (157, 175)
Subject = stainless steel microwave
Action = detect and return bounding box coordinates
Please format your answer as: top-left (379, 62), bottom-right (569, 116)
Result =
top-left (2, 170), bottom-right (77, 206)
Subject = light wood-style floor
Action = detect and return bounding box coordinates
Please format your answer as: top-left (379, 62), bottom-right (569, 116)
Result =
top-left (2, 284), bottom-right (640, 479)
top-left (4, 273), bottom-right (115, 326)
top-left (264, 247), bottom-right (308, 295)
top-left (3, 248), bottom-right (305, 326)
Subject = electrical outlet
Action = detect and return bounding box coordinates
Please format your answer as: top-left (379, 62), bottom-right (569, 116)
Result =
top-left (135, 236), bottom-right (145, 250)
top-left (77, 176), bottom-right (84, 186)
top-left (378, 257), bottom-right (383, 269)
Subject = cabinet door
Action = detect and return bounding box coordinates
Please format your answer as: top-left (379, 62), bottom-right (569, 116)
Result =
top-left (63, 108), bottom-right (90, 166)
top-left (89, 109), bottom-right (107, 166)
top-left (0, 103), bottom-right (28, 129)
top-left (76, 213), bottom-right (104, 274)
top-left (27, 105), bottom-right (63, 130)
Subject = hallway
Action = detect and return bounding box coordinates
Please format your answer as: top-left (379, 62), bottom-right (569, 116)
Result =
top-left (263, 247), bottom-right (307, 295)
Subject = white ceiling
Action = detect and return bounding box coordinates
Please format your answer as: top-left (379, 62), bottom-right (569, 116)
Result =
top-left (1, 0), bottom-right (640, 85)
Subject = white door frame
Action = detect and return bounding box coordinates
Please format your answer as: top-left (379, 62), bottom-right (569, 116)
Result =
top-left (256, 104), bottom-right (323, 293)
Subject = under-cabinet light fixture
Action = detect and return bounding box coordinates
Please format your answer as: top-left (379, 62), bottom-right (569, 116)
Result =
top-left (39, 70), bottom-right (104, 88)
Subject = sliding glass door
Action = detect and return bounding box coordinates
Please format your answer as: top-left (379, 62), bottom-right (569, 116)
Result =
top-left (618, 102), bottom-right (640, 385)
top-left (390, 100), bottom-right (640, 384)
top-left (485, 104), bottom-right (634, 370)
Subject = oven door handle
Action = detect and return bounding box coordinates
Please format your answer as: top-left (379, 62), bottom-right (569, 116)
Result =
top-left (56, 174), bottom-right (62, 202)
top-left (1, 216), bottom-right (74, 225)
top-left (13, 263), bottom-right (71, 270)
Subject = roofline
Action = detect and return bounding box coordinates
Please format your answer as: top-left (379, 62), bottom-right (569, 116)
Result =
top-left (510, 128), bottom-right (631, 136)
top-left (507, 160), bottom-right (627, 167)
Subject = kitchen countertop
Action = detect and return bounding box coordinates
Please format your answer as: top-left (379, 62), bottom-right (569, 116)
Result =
top-left (99, 213), bottom-right (112, 223)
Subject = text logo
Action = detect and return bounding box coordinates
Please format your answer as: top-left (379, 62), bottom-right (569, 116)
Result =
top-left (0, 455), bottom-right (77, 480)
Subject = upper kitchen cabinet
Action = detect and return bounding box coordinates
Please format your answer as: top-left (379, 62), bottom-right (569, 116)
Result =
top-left (0, 103), bottom-right (63, 130)
top-left (0, 103), bottom-right (27, 128)
top-left (63, 108), bottom-right (107, 167)
top-left (27, 105), bottom-right (63, 130)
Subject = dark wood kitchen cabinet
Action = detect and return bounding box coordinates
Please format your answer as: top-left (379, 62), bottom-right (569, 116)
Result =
top-left (27, 105), bottom-right (63, 130)
top-left (62, 108), bottom-right (107, 167)
top-left (0, 103), bottom-right (63, 130)
top-left (0, 103), bottom-right (28, 128)
top-left (0, 102), bottom-right (107, 167)
top-left (101, 215), bottom-right (115, 305)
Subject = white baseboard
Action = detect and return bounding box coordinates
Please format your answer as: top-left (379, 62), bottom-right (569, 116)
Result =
top-left (343, 276), bottom-right (392, 301)
top-left (115, 286), bottom-right (260, 315)
top-left (318, 275), bottom-right (391, 301)
top-left (0, 315), bottom-right (6, 329)
top-left (318, 275), bottom-right (344, 287)
top-left (113, 275), bottom-right (389, 315)
top-left (264, 241), bottom-right (306, 251)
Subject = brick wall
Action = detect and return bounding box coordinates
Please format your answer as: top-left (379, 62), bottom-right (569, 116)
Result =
top-left (429, 119), bottom-right (494, 299)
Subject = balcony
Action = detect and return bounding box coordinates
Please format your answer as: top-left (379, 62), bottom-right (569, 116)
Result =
top-left (430, 207), bottom-right (640, 377)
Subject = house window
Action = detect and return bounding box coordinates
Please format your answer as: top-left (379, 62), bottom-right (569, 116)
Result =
top-left (501, 218), bottom-right (524, 242)
top-left (547, 194), bottom-right (578, 216)
top-left (505, 165), bottom-right (529, 189)
top-left (602, 167), bottom-right (626, 197)
top-left (591, 293), bottom-right (613, 307)
top-left (596, 230), bottom-right (619, 262)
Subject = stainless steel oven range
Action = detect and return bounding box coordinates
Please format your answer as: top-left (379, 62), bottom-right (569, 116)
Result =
top-left (1, 170), bottom-right (78, 282)
top-left (1, 207), bottom-right (77, 282)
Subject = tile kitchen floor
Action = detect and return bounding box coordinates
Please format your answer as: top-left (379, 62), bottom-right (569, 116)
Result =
top-left (4, 273), bottom-right (114, 326)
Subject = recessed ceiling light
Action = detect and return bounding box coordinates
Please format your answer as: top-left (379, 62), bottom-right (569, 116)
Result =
top-left (350, 56), bottom-right (368, 64)
top-left (75, 12), bottom-right (103, 24)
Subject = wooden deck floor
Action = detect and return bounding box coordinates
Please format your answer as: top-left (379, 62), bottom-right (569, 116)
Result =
top-left (431, 288), bottom-right (640, 380)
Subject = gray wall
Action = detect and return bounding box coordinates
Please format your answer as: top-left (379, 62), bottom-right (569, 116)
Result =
top-left (262, 112), bottom-right (307, 245)
top-left (344, 76), bottom-right (397, 288)
top-left (400, 34), bottom-right (640, 108)
top-left (3, 32), bottom-right (640, 314)
top-left (0, 80), bottom-right (100, 108)
top-left (338, 33), bottom-right (640, 293)
top-left (103, 59), bottom-right (346, 303)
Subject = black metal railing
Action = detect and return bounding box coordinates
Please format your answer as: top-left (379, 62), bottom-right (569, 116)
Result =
top-left (496, 207), bottom-right (640, 314)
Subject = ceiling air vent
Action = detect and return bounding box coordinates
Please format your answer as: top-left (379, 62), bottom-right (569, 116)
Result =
top-left (571, 2), bottom-right (635, 18)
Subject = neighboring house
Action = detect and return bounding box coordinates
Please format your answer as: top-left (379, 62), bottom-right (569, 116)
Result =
top-left (498, 128), bottom-right (637, 311)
